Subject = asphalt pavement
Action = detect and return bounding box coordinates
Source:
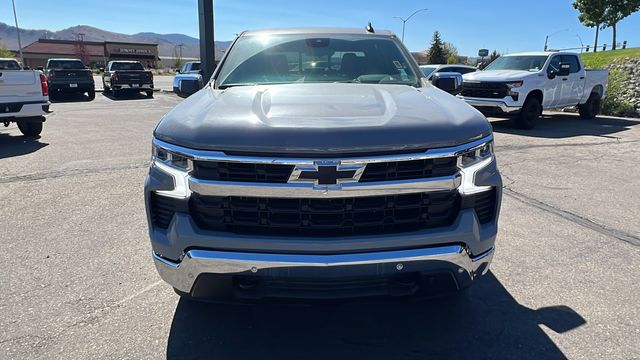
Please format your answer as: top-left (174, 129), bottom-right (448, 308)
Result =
top-left (0, 92), bottom-right (638, 359)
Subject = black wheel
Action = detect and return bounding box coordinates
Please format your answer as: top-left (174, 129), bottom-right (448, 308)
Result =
top-left (87, 89), bottom-right (96, 100)
top-left (17, 119), bottom-right (43, 137)
top-left (579, 92), bottom-right (601, 119)
top-left (513, 97), bottom-right (542, 129)
top-left (146, 90), bottom-right (154, 98)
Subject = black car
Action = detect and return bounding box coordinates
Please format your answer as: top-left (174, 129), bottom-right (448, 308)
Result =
top-left (44, 58), bottom-right (95, 100)
top-left (102, 61), bottom-right (154, 98)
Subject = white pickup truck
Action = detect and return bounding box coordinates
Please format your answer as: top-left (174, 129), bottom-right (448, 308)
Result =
top-left (0, 58), bottom-right (50, 136)
top-left (460, 51), bottom-right (608, 129)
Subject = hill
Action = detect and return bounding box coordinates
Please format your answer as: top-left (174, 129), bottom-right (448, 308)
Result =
top-left (0, 22), bottom-right (230, 58)
top-left (581, 47), bottom-right (640, 68)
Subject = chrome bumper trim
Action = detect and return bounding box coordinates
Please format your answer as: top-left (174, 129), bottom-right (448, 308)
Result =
top-left (153, 245), bottom-right (495, 293)
top-left (153, 135), bottom-right (494, 165)
top-left (189, 174), bottom-right (462, 198)
top-left (460, 97), bottom-right (521, 113)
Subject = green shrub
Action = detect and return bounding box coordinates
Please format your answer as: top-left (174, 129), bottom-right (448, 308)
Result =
top-left (601, 69), bottom-right (634, 114)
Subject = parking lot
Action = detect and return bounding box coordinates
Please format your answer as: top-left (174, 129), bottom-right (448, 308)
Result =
top-left (1, 92), bottom-right (638, 359)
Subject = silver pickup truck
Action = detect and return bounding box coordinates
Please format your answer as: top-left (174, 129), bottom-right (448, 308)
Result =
top-left (145, 28), bottom-right (502, 301)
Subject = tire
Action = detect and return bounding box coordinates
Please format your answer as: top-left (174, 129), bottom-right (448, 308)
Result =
top-left (17, 119), bottom-right (43, 137)
top-left (146, 90), bottom-right (154, 98)
top-left (87, 89), bottom-right (96, 100)
top-left (579, 92), bottom-right (601, 119)
top-left (513, 96), bottom-right (542, 129)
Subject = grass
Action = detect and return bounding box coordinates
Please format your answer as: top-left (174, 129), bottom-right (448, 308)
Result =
top-left (581, 47), bottom-right (640, 68)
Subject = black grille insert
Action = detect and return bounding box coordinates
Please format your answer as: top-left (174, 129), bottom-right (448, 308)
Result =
top-left (360, 157), bottom-right (458, 182)
top-left (190, 191), bottom-right (461, 237)
top-left (191, 157), bottom-right (459, 184)
top-left (191, 161), bottom-right (294, 183)
top-left (150, 193), bottom-right (176, 229)
top-left (461, 82), bottom-right (508, 99)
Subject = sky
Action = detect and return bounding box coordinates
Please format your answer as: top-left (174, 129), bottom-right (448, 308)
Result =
top-left (1, 0), bottom-right (639, 56)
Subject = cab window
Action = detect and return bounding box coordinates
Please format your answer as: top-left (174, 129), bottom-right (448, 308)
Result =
top-left (562, 55), bottom-right (581, 73)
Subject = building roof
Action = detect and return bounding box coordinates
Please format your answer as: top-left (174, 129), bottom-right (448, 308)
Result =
top-left (21, 40), bottom-right (104, 57)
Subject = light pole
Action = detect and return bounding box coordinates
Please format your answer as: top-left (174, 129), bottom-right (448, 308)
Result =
top-left (544, 28), bottom-right (569, 51)
top-left (576, 34), bottom-right (584, 53)
top-left (11, 0), bottom-right (24, 66)
top-left (393, 8), bottom-right (428, 43)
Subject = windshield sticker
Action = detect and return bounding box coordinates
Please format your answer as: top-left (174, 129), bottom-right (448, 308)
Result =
top-left (393, 61), bottom-right (403, 69)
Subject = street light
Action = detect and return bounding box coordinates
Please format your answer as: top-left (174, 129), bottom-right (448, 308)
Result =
top-left (11, 0), bottom-right (24, 65)
top-left (393, 8), bottom-right (428, 43)
top-left (544, 28), bottom-right (569, 51)
top-left (576, 34), bottom-right (584, 53)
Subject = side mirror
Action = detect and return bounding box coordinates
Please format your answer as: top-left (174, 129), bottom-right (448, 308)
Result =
top-left (557, 62), bottom-right (571, 77)
top-left (99, 67), bottom-right (105, 73)
top-left (37, 66), bottom-right (44, 71)
top-left (432, 72), bottom-right (463, 95)
top-left (176, 79), bottom-right (202, 98)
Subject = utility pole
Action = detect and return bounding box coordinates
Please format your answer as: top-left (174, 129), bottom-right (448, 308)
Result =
top-left (11, 0), bottom-right (24, 65)
top-left (393, 8), bottom-right (428, 43)
top-left (544, 28), bottom-right (568, 51)
top-left (198, 0), bottom-right (215, 81)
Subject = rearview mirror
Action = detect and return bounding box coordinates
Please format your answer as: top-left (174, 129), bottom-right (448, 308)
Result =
top-left (432, 72), bottom-right (463, 95)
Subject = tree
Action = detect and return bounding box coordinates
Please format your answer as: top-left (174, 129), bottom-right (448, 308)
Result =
top-left (573, 0), bottom-right (607, 52)
top-left (427, 31), bottom-right (447, 64)
top-left (447, 54), bottom-right (457, 64)
top-left (603, 0), bottom-right (640, 50)
top-left (0, 44), bottom-right (13, 58)
top-left (443, 42), bottom-right (458, 60)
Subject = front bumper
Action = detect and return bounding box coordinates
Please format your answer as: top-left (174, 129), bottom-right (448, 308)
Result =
top-left (154, 245), bottom-right (494, 298)
top-left (460, 97), bottom-right (521, 114)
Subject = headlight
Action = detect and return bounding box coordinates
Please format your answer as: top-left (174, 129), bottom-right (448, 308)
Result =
top-left (505, 80), bottom-right (523, 89)
top-left (458, 140), bottom-right (493, 168)
top-left (152, 143), bottom-right (191, 171)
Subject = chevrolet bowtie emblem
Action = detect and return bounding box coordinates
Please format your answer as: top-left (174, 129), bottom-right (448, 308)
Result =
top-left (288, 161), bottom-right (366, 187)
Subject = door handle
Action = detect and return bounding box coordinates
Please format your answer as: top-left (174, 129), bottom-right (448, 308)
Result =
top-left (580, 76), bottom-right (585, 79)
top-left (562, 78), bottom-right (568, 81)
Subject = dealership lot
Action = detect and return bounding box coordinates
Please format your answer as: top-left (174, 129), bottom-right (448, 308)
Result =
top-left (0, 93), bottom-right (638, 359)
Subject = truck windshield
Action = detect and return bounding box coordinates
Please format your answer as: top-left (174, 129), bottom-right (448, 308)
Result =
top-left (0, 60), bottom-right (21, 70)
top-left (47, 60), bottom-right (85, 70)
top-left (484, 55), bottom-right (549, 72)
top-left (217, 34), bottom-right (419, 88)
top-left (111, 62), bottom-right (145, 71)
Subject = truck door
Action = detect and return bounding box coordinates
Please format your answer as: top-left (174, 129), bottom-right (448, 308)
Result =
top-left (561, 54), bottom-right (585, 106)
top-left (543, 55), bottom-right (563, 109)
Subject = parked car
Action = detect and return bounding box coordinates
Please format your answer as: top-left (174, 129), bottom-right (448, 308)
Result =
top-left (420, 64), bottom-right (477, 81)
top-left (146, 27), bottom-right (502, 302)
top-left (460, 51), bottom-right (609, 129)
top-left (0, 58), bottom-right (50, 136)
top-left (173, 61), bottom-right (204, 98)
top-left (44, 58), bottom-right (95, 100)
top-left (102, 61), bottom-right (154, 98)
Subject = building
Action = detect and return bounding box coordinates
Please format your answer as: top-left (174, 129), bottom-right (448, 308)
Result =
top-left (20, 39), bottom-right (159, 69)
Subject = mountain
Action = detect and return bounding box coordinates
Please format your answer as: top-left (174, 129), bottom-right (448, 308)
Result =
top-left (0, 22), bottom-right (230, 58)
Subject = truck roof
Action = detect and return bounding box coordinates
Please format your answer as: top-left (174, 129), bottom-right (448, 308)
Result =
top-left (47, 58), bottom-right (83, 62)
top-left (503, 51), bottom-right (578, 57)
top-left (242, 27), bottom-right (395, 37)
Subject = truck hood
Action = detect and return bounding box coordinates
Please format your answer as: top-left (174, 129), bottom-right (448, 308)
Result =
top-left (463, 70), bottom-right (538, 82)
top-left (154, 83), bottom-right (491, 155)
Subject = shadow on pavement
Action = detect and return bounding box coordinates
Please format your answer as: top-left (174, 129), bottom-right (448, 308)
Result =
top-left (0, 132), bottom-right (48, 159)
top-left (49, 92), bottom-right (94, 103)
top-left (102, 91), bottom-right (153, 101)
top-left (491, 113), bottom-right (640, 139)
top-left (166, 272), bottom-right (585, 360)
